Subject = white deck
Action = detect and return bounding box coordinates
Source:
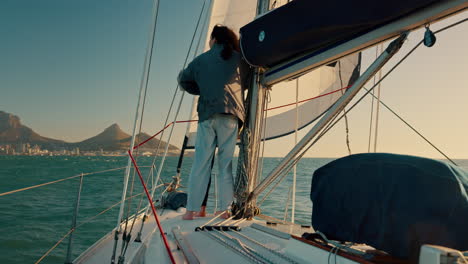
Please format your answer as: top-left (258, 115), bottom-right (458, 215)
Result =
top-left (75, 207), bottom-right (365, 264)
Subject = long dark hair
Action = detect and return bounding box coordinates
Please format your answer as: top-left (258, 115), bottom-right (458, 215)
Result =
top-left (210, 25), bottom-right (239, 60)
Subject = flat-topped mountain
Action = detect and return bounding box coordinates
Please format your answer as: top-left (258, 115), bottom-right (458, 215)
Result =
top-left (0, 111), bottom-right (180, 154)
top-left (0, 111), bottom-right (67, 148)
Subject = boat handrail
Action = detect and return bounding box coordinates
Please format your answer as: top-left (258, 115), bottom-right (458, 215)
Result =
top-left (33, 191), bottom-right (150, 264)
top-left (0, 166), bottom-right (154, 197)
top-left (0, 163), bottom-right (164, 263)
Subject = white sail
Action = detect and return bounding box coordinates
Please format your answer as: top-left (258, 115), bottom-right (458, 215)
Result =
top-left (185, 0), bottom-right (360, 148)
top-left (263, 55), bottom-right (360, 140)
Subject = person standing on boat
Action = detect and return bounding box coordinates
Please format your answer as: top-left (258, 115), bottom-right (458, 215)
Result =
top-left (178, 25), bottom-right (249, 220)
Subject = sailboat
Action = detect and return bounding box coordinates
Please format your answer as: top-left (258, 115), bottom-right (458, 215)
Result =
top-left (19, 0), bottom-right (467, 263)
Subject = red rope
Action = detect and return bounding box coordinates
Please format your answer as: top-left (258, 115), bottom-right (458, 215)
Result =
top-left (134, 120), bottom-right (199, 150)
top-left (128, 150), bottom-right (177, 264)
top-left (134, 85), bottom-right (351, 150)
top-left (267, 85), bottom-right (351, 111)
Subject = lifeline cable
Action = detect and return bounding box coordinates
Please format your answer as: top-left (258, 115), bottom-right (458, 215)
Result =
top-left (0, 167), bottom-right (127, 197)
top-left (34, 192), bottom-right (145, 264)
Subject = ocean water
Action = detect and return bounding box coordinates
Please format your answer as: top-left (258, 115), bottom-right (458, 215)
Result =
top-left (0, 156), bottom-right (467, 264)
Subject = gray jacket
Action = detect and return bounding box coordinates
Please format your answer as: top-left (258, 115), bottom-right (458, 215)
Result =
top-left (178, 44), bottom-right (250, 124)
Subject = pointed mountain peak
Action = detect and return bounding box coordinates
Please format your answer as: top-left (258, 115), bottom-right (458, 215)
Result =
top-left (104, 123), bottom-right (122, 132)
top-left (100, 123), bottom-right (128, 140)
top-left (78, 123), bottom-right (130, 147)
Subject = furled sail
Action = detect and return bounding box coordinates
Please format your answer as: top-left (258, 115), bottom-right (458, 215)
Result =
top-left (184, 0), bottom-right (360, 148)
top-left (240, 0), bottom-right (445, 67)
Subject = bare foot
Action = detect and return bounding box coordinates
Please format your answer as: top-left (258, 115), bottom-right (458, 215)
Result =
top-left (193, 206), bottom-right (206, 217)
top-left (182, 211), bottom-right (195, 220)
top-left (215, 210), bottom-right (231, 219)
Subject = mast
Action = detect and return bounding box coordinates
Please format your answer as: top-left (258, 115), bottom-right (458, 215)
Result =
top-left (233, 0), bottom-right (270, 219)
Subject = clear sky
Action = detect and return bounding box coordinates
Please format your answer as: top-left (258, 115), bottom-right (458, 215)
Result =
top-left (1, 1), bottom-right (467, 159)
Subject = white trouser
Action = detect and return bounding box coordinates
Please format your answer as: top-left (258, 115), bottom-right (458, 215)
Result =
top-left (186, 114), bottom-right (238, 211)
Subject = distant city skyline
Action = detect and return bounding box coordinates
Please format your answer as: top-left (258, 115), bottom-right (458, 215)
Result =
top-left (1, 1), bottom-right (467, 158)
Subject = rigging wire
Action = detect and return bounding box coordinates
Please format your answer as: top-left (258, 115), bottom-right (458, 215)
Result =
top-left (367, 46), bottom-right (378, 152)
top-left (362, 87), bottom-right (458, 165)
top-left (373, 43), bottom-right (384, 152)
top-left (136, 0), bottom-right (209, 222)
top-left (291, 78), bottom-right (299, 223)
top-left (144, 0), bottom-right (207, 203)
top-left (304, 18), bottom-right (468, 166)
top-left (258, 110), bottom-right (348, 206)
top-left (120, 0), bottom-right (162, 257)
top-left (120, 19), bottom-right (162, 249)
top-left (254, 18), bottom-right (468, 202)
top-left (337, 60), bottom-right (352, 155)
top-left (33, 22), bottom-right (467, 264)
top-left (257, 88), bottom-right (344, 206)
top-left (122, 1), bottom-right (209, 252)
top-left (258, 88), bottom-right (271, 184)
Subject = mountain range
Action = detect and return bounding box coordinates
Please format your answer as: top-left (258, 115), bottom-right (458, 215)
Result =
top-left (0, 111), bottom-right (180, 154)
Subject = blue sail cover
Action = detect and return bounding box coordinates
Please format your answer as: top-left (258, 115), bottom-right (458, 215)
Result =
top-left (240, 0), bottom-right (443, 67)
top-left (310, 153), bottom-right (468, 259)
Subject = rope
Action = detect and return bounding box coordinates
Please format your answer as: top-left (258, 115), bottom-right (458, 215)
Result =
top-left (132, 85), bottom-right (352, 152)
top-left (232, 229), bottom-right (300, 264)
top-left (201, 231), bottom-right (267, 264)
top-left (122, 0), bottom-right (164, 233)
top-left (218, 231), bottom-right (278, 264)
top-left (0, 167), bottom-right (127, 197)
top-left (454, 251), bottom-right (468, 264)
top-left (128, 151), bottom-right (176, 264)
top-left (266, 85), bottom-right (350, 111)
